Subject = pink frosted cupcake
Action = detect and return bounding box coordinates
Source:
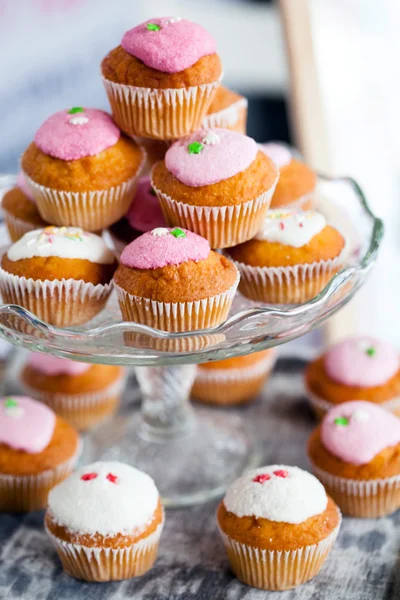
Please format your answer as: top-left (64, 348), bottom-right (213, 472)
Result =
top-left (152, 128), bottom-right (279, 248)
top-left (1, 172), bottom-right (48, 242)
top-left (305, 337), bottom-right (400, 417)
top-left (108, 176), bottom-right (166, 255)
top-left (308, 400), bottom-right (400, 517)
top-left (21, 107), bottom-right (145, 231)
top-left (101, 17), bottom-right (222, 140)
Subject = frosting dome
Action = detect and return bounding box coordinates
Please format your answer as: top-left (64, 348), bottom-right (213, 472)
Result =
top-left (321, 400), bottom-right (400, 465)
top-left (7, 227), bottom-right (115, 264)
top-left (34, 108), bottom-right (120, 161)
top-left (165, 128), bottom-right (258, 187)
top-left (16, 171), bottom-right (35, 202)
top-left (223, 465), bottom-right (327, 524)
top-left (260, 143), bottom-right (292, 168)
top-left (120, 227), bottom-right (210, 270)
top-left (28, 353), bottom-right (91, 376)
top-left (0, 396), bottom-right (55, 454)
top-left (121, 17), bottom-right (216, 73)
top-left (324, 337), bottom-right (399, 387)
top-left (126, 176), bottom-right (166, 232)
top-left (255, 209), bottom-right (326, 247)
top-left (48, 461), bottom-right (160, 536)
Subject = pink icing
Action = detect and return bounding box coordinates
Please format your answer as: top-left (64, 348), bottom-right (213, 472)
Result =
top-left (260, 143), bottom-right (292, 168)
top-left (28, 352), bottom-right (91, 376)
top-left (34, 108), bottom-right (120, 161)
top-left (165, 128), bottom-right (258, 187)
top-left (324, 337), bottom-right (399, 388)
top-left (121, 18), bottom-right (216, 73)
top-left (17, 171), bottom-right (35, 202)
top-left (126, 176), bottom-right (166, 232)
top-left (321, 400), bottom-right (400, 464)
top-left (120, 228), bottom-right (210, 269)
top-left (0, 396), bottom-right (56, 454)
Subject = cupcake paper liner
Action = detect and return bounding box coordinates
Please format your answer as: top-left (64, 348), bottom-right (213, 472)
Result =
top-left (152, 180), bottom-right (278, 249)
top-left (218, 522), bottom-right (340, 591)
top-left (22, 169), bottom-right (142, 232)
top-left (310, 463), bottom-right (400, 518)
top-left (46, 519), bottom-right (164, 582)
top-left (2, 209), bottom-right (44, 243)
top-left (202, 98), bottom-right (248, 133)
top-left (0, 266), bottom-right (113, 327)
top-left (0, 441), bottom-right (81, 512)
top-left (116, 270), bottom-right (239, 333)
top-left (103, 77), bottom-right (221, 140)
top-left (271, 192), bottom-right (314, 212)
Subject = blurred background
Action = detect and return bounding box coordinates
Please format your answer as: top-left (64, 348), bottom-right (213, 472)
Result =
top-left (0, 0), bottom-right (398, 350)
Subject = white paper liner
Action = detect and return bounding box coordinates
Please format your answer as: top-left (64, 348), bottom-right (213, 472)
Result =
top-left (22, 167), bottom-right (143, 232)
top-left (152, 176), bottom-right (278, 249)
top-left (310, 463), bottom-right (400, 518)
top-left (116, 269), bottom-right (239, 333)
top-left (218, 521), bottom-right (340, 591)
top-left (195, 351), bottom-right (277, 384)
top-left (202, 98), bottom-right (248, 132)
top-left (271, 192), bottom-right (314, 211)
top-left (2, 208), bottom-right (44, 242)
top-left (45, 518), bottom-right (164, 582)
top-left (103, 77), bottom-right (222, 140)
top-left (0, 264), bottom-right (113, 327)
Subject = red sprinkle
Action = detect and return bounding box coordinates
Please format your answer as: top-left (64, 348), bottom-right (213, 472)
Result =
top-left (253, 473), bottom-right (271, 484)
top-left (106, 473), bottom-right (118, 484)
top-left (299, 223), bottom-right (304, 228)
top-left (81, 472), bottom-right (98, 481)
top-left (279, 222), bottom-right (285, 230)
top-left (273, 469), bottom-right (289, 478)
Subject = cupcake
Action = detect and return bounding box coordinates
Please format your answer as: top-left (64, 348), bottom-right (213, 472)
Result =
top-left (114, 227), bottom-right (239, 332)
top-left (192, 349), bottom-right (276, 406)
top-left (152, 128), bottom-right (279, 248)
top-left (108, 176), bottom-right (166, 255)
top-left (203, 86), bottom-right (248, 134)
top-left (0, 226), bottom-right (116, 327)
top-left (308, 401), bottom-right (400, 517)
top-left (1, 172), bottom-right (48, 242)
top-left (101, 17), bottom-right (222, 140)
top-left (21, 353), bottom-right (125, 431)
top-left (217, 465), bottom-right (341, 591)
top-left (0, 395), bottom-right (80, 511)
top-left (45, 461), bottom-right (164, 582)
top-left (260, 143), bottom-right (316, 210)
top-left (21, 108), bottom-right (144, 231)
top-left (227, 208), bottom-right (345, 304)
top-left (305, 337), bottom-right (400, 417)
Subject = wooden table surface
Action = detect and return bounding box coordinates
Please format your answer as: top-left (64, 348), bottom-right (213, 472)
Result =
top-left (0, 358), bottom-right (399, 600)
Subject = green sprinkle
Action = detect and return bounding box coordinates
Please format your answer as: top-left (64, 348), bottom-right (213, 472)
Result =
top-left (149, 187), bottom-right (157, 197)
top-left (334, 416), bottom-right (349, 426)
top-left (366, 346), bottom-right (376, 357)
top-left (170, 227), bottom-right (186, 239)
top-left (147, 23), bottom-right (161, 31)
top-left (188, 141), bottom-right (204, 155)
top-left (68, 107), bottom-right (84, 114)
top-left (4, 398), bottom-right (17, 409)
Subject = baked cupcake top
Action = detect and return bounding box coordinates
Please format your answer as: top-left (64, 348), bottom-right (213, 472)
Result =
top-left (27, 353), bottom-right (91, 376)
top-left (255, 209), bottom-right (326, 247)
top-left (126, 176), bottom-right (165, 232)
top-left (260, 142), bottom-right (292, 168)
top-left (223, 465), bottom-right (327, 524)
top-left (48, 461), bottom-right (159, 536)
top-left (121, 17), bottom-right (216, 73)
top-left (16, 171), bottom-right (35, 202)
top-left (324, 337), bottom-right (399, 388)
top-left (320, 401), bottom-right (400, 465)
top-left (0, 395), bottom-right (55, 454)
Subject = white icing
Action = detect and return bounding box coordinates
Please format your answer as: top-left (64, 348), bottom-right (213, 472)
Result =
top-left (223, 465), bottom-right (327, 524)
top-left (48, 461), bottom-right (160, 536)
top-left (260, 143), bottom-right (292, 168)
top-left (202, 130), bottom-right (220, 146)
top-left (7, 227), bottom-right (115, 264)
top-left (151, 227), bottom-right (170, 237)
top-left (255, 210), bottom-right (326, 247)
top-left (69, 116), bottom-right (89, 126)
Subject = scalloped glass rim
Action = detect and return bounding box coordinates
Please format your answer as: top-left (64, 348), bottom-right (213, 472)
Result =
top-left (0, 173), bottom-right (383, 366)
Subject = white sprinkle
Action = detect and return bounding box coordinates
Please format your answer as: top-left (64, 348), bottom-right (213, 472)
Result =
top-left (69, 116), bottom-right (89, 126)
top-left (352, 409), bottom-right (370, 422)
top-left (151, 227), bottom-right (170, 237)
top-left (163, 17), bottom-right (182, 25)
top-left (5, 406), bottom-right (24, 419)
top-left (202, 130), bottom-right (220, 146)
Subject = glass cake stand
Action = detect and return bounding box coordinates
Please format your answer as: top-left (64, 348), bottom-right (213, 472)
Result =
top-left (0, 174), bottom-right (383, 506)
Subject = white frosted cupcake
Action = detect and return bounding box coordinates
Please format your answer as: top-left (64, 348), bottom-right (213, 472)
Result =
top-left (45, 461), bottom-right (164, 582)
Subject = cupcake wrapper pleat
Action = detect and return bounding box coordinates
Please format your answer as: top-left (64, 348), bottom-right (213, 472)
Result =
top-left (103, 78), bottom-right (222, 140)
top-left (2, 209), bottom-right (44, 242)
top-left (202, 98), bottom-right (248, 133)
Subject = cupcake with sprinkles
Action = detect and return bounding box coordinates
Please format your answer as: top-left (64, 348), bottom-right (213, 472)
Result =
top-left (102, 17), bottom-right (222, 139)
top-left (0, 395), bottom-right (80, 511)
top-left (217, 465), bottom-right (341, 590)
top-left (152, 128), bottom-right (279, 248)
top-left (113, 227), bottom-right (239, 332)
top-left (260, 142), bottom-right (316, 210)
top-left (227, 208), bottom-right (345, 304)
top-left (45, 461), bottom-right (164, 582)
top-left (203, 86), bottom-right (248, 134)
top-left (1, 172), bottom-right (48, 242)
top-left (0, 226), bottom-right (116, 326)
top-left (308, 400), bottom-right (400, 517)
top-left (21, 353), bottom-right (125, 431)
top-left (108, 176), bottom-right (166, 255)
top-left (305, 336), bottom-right (400, 417)
top-left (21, 107), bottom-right (145, 231)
